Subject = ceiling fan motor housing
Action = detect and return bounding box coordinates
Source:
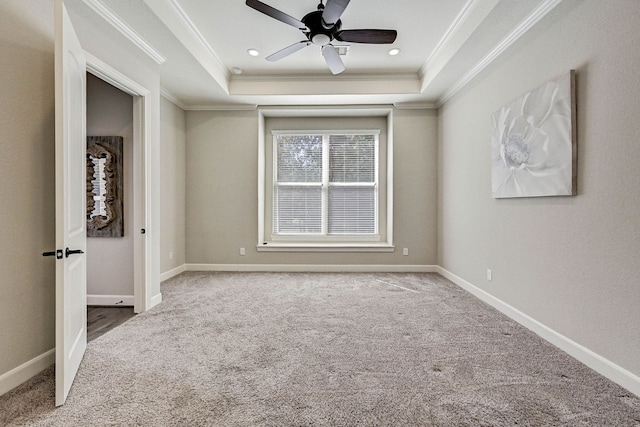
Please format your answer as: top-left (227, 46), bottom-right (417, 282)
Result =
top-left (245, 0), bottom-right (397, 74)
top-left (303, 10), bottom-right (341, 45)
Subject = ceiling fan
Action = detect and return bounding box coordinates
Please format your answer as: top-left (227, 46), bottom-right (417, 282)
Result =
top-left (245, 0), bottom-right (398, 75)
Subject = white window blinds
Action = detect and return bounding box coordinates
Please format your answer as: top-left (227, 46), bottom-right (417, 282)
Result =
top-left (274, 134), bottom-right (323, 234)
top-left (273, 132), bottom-right (378, 237)
top-left (328, 134), bottom-right (376, 234)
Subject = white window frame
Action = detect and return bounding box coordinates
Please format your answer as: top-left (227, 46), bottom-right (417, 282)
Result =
top-left (271, 130), bottom-right (380, 240)
top-left (257, 107), bottom-right (394, 252)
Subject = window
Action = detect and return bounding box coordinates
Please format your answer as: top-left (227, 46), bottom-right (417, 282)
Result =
top-left (257, 108), bottom-right (394, 252)
top-left (273, 131), bottom-right (379, 238)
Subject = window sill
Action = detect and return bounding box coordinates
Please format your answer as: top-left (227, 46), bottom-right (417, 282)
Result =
top-left (256, 243), bottom-right (395, 253)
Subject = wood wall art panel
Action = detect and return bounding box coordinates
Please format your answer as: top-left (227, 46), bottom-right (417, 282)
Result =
top-left (87, 136), bottom-right (124, 237)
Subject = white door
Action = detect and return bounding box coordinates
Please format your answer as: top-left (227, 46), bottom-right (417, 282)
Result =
top-left (54, 0), bottom-right (87, 407)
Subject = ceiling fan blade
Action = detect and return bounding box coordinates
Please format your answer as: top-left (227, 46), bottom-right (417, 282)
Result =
top-left (266, 41), bottom-right (311, 62)
top-left (321, 44), bottom-right (345, 75)
top-left (246, 0), bottom-right (308, 31)
top-left (335, 29), bottom-right (397, 44)
top-left (322, 0), bottom-right (350, 27)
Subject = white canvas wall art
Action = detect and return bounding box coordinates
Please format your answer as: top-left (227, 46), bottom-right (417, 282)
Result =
top-left (491, 70), bottom-right (577, 198)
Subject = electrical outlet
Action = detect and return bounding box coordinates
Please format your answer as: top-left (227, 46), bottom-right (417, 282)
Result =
top-left (403, 248), bottom-right (409, 256)
top-left (169, 251), bottom-right (174, 260)
top-left (240, 248), bottom-right (246, 256)
top-left (487, 269), bottom-right (492, 281)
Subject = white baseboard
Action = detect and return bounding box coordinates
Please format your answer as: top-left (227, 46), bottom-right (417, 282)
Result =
top-left (87, 294), bottom-right (135, 306)
top-left (149, 292), bottom-right (162, 309)
top-left (0, 349), bottom-right (54, 397)
top-left (160, 264), bottom-right (186, 282)
top-left (437, 266), bottom-right (640, 398)
top-left (186, 264), bottom-right (439, 273)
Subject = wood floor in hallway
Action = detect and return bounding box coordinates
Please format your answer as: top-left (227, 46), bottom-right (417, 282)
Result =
top-left (87, 306), bottom-right (135, 342)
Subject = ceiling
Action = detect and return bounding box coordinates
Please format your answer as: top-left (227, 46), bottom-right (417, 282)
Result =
top-left (68, 0), bottom-right (557, 109)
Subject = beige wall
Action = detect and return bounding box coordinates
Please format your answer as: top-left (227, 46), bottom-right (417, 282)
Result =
top-left (0, 0), bottom-right (163, 389)
top-left (438, 0), bottom-right (640, 377)
top-left (186, 108), bottom-right (437, 266)
top-left (0, 0), bottom-right (56, 376)
top-left (160, 97), bottom-right (186, 273)
top-left (86, 74), bottom-right (134, 297)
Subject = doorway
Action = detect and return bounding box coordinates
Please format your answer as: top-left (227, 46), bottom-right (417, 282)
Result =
top-left (85, 74), bottom-right (137, 338)
top-left (85, 54), bottom-right (151, 315)
top-left (86, 73), bottom-right (135, 306)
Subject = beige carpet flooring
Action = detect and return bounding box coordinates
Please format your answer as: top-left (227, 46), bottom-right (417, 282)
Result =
top-left (1, 272), bottom-right (639, 426)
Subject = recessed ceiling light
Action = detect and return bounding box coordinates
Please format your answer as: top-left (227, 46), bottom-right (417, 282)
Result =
top-left (247, 48), bottom-right (260, 57)
top-left (232, 67), bottom-right (243, 75)
top-left (389, 48), bottom-right (400, 56)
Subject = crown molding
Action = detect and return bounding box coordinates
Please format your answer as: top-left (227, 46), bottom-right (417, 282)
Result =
top-left (419, 0), bottom-right (501, 94)
top-left (185, 104), bottom-right (259, 111)
top-left (165, 0), bottom-right (228, 79)
top-left (85, 51), bottom-right (150, 97)
top-left (160, 86), bottom-right (187, 110)
top-left (81, 0), bottom-right (165, 64)
top-left (420, 0), bottom-right (482, 77)
top-left (230, 74), bottom-right (421, 97)
top-left (231, 73), bottom-right (419, 83)
top-left (141, 0), bottom-right (230, 94)
top-left (393, 102), bottom-right (438, 110)
top-left (438, 0), bottom-right (564, 106)
top-left (184, 104), bottom-right (395, 112)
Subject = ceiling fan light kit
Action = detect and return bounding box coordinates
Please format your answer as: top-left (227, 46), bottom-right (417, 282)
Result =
top-left (246, 0), bottom-right (397, 75)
